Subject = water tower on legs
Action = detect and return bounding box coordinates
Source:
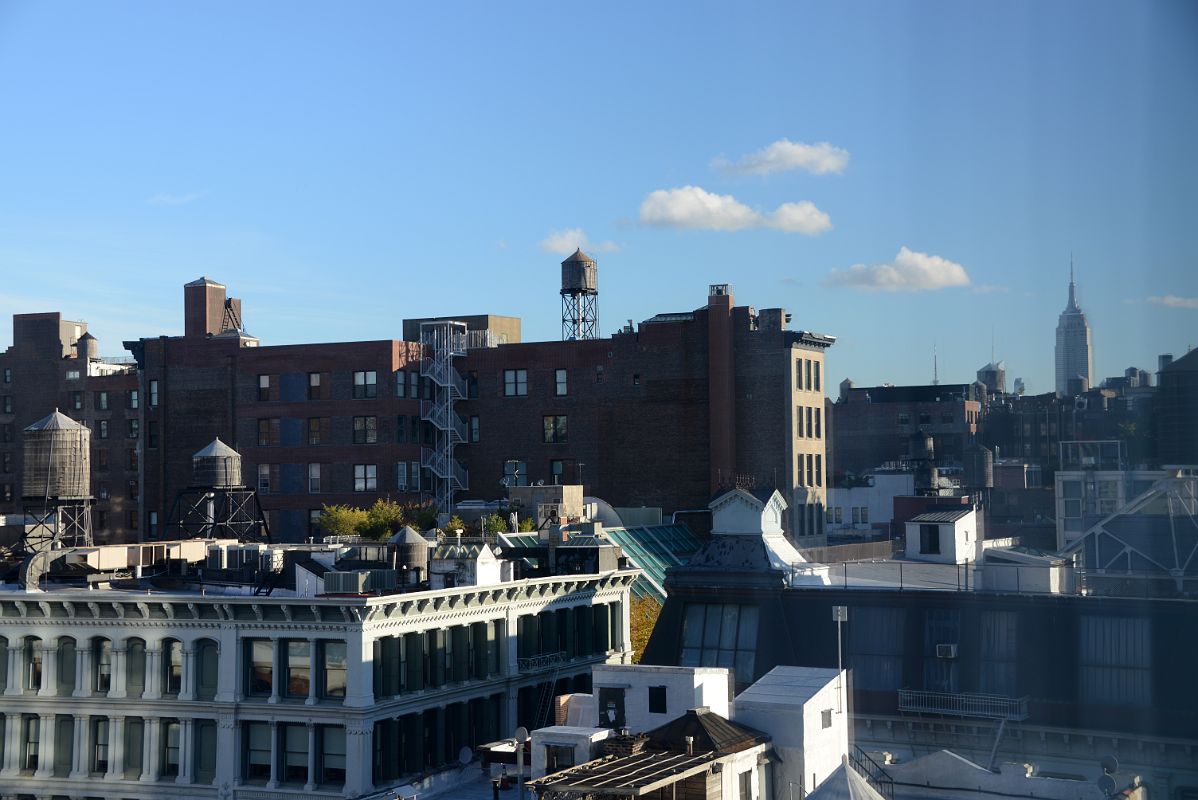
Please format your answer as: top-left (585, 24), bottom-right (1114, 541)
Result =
top-left (561, 248), bottom-right (599, 340)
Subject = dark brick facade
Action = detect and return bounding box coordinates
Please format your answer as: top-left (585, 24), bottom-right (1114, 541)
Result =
top-left (0, 314), bottom-right (140, 542)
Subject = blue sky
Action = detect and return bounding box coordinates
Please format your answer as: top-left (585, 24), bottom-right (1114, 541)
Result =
top-left (1, 0), bottom-right (1195, 394)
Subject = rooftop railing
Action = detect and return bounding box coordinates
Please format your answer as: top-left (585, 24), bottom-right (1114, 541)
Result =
top-left (898, 689), bottom-right (1029, 721)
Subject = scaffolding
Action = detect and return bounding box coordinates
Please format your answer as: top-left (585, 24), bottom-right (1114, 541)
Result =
top-left (420, 320), bottom-right (469, 515)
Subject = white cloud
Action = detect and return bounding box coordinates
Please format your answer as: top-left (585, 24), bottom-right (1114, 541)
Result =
top-left (713, 139), bottom-right (849, 176)
top-left (972, 284), bottom-right (1009, 295)
top-left (638, 186), bottom-right (831, 235)
top-left (148, 192), bottom-right (202, 206)
top-left (825, 247), bottom-right (971, 292)
top-left (538, 228), bottom-right (619, 256)
top-left (1147, 295), bottom-right (1198, 309)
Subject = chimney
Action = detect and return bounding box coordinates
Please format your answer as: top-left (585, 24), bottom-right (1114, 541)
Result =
top-left (685, 736), bottom-right (694, 756)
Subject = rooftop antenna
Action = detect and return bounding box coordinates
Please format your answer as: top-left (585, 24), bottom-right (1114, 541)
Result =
top-left (933, 343), bottom-right (939, 386)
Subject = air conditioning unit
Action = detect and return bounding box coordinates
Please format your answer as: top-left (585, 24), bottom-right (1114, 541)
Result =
top-left (936, 644), bottom-right (958, 659)
top-left (325, 571), bottom-right (369, 594)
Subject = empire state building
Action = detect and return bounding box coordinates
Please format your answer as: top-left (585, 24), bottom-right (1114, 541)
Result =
top-left (1055, 266), bottom-right (1093, 396)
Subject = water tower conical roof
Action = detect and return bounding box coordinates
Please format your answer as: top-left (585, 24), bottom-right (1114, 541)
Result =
top-left (25, 410), bottom-right (86, 432)
top-left (193, 437), bottom-right (240, 459)
top-left (561, 247), bottom-right (594, 264)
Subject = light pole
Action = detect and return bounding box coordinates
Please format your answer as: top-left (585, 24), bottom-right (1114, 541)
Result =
top-left (514, 726), bottom-right (529, 800)
top-left (832, 605), bottom-right (847, 714)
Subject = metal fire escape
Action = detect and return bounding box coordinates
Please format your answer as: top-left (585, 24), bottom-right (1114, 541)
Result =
top-left (420, 321), bottom-right (469, 514)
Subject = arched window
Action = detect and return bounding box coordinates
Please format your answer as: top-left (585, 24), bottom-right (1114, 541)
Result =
top-left (163, 639), bottom-right (183, 696)
top-left (56, 636), bottom-right (77, 695)
top-left (196, 639), bottom-right (219, 700)
top-left (125, 638), bottom-right (147, 698)
top-left (22, 636), bottom-right (42, 692)
top-left (93, 638), bottom-right (113, 694)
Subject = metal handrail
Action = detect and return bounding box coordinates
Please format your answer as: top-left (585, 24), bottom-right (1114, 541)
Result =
top-left (849, 745), bottom-right (894, 800)
top-left (898, 689), bottom-right (1029, 721)
top-left (518, 651), bottom-right (567, 673)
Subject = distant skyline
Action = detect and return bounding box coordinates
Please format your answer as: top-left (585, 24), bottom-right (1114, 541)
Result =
top-left (1, 1), bottom-right (1195, 395)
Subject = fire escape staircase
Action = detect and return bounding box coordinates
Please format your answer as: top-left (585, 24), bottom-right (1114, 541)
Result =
top-left (420, 322), bottom-right (469, 513)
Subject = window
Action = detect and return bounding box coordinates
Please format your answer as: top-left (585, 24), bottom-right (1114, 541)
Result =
top-left (917, 523), bottom-right (941, 554)
top-left (128, 509), bottom-right (139, 529)
top-left (595, 365), bottom-right (604, 383)
top-left (848, 607), bottom-right (905, 690)
top-left (941, 412), bottom-right (954, 423)
top-left (503, 460), bottom-right (527, 487)
top-left (149, 379), bottom-right (159, 407)
top-left (161, 720), bottom-right (181, 777)
top-left (353, 370), bottom-right (377, 399)
top-left (815, 407), bottom-right (822, 438)
top-left (258, 464), bottom-right (271, 494)
top-left (319, 726), bottom-right (346, 785)
top-left (1, 483), bottom-right (13, 503)
top-left (146, 421), bottom-right (158, 448)
top-left (307, 416), bottom-right (328, 445)
top-left (814, 360), bottom-right (821, 392)
top-left (247, 639), bottom-right (273, 696)
top-left (470, 415), bottom-right (480, 443)
top-left (321, 641), bottom-right (347, 698)
top-left (545, 744), bottom-right (576, 773)
top-left (898, 412), bottom-right (910, 425)
top-left (98, 419), bottom-right (108, 439)
top-left (852, 507), bottom-right (861, 525)
top-left (550, 460), bottom-right (564, 485)
top-left (308, 372), bottom-right (323, 400)
top-left (352, 415), bottom-right (378, 444)
top-left (66, 368), bottom-right (81, 380)
top-left (806, 407), bottom-right (813, 437)
top-left (128, 419), bottom-right (139, 438)
top-left (396, 462), bottom-right (408, 491)
top-left (648, 685), bottom-right (668, 714)
top-left (410, 415), bottom-right (419, 442)
top-left (257, 374), bottom-right (272, 401)
top-left (149, 511), bottom-right (159, 537)
top-left (96, 390), bottom-right (108, 410)
top-left (1080, 616), bottom-right (1151, 705)
top-left (543, 415), bottom-right (568, 443)
top-left (309, 509), bottom-right (322, 535)
top-left (92, 717), bottom-right (109, 773)
top-left (71, 390), bottom-right (83, 410)
top-left (816, 455), bottom-right (822, 487)
top-left (2, 367), bottom-right (9, 383)
top-left (859, 505), bottom-right (868, 524)
top-left (283, 723), bottom-right (308, 783)
top-left (632, 373), bottom-right (640, 386)
top-left (257, 417), bottom-right (280, 446)
top-left (128, 448), bottom-right (138, 470)
top-left (394, 370), bottom-right (406, 398)
top-left (467, 370), bottom-right (479, 398)
top-left (395, 414), bottom-right (407, 443)
top-left (307, 463), bottom-right (321, 493)
top-left (244, 722), bottom-right (271, 781)
top-left (919, 412), bottom-right (932, 425)
top-left (2, 395), bottom-right (11, 414)
top-left (286, 640), bottom-right (310, 698)
top-left (980, 611), bottom-right (1017, 695)
top-left (409, 371), bottom-right (418, 399)
top-left (504, 369), bottom-right (528, 396)
top-left (354, 464), bottom-right (377, 492)
top-left (805, 359), bottom-right (813, 390)
top-left (1, 423), bottom-right (11, 442)
top-left (411, 461), bottom-right (421, 491)
top-left (679, 604), bottom-right (760, 683)
top-left (24, 637), bottom-right (42, 691)
top-left (163, 640), bottom-right (183, 695)
top-left (806, 454), bottom-right (814, 487)
top-left (94, 639), bottom-right (112, 693)
top-left (1, 451), bottom-right (10, 471)
top-left (555, 368), bottom-right (568, 396)
top-left (23, 715), bottom-right (39, 770)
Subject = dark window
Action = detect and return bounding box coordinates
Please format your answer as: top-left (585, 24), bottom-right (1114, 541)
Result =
top-left (285, 640), bottom-right (310, 698)
top-left (352, 416), bottom-right (378, 444)
top-left (2, 367), bottom-right (9, 383)
top-left (919, 524), bottom-right (940, 554)
top-left (545, 744), bottom-right (575, 772)
top-left (632, 373), bottom-right (640, 386)
top-left (2, 395), bottom-right (11, 414)
top-left (503, 461), bottom-right (527, 487)
top-left (1, 452), bottom-right (9, 472)
top-left (146, 421), bottom-right (158, 448)
top-left (598, 687), bottom-right (626, 728)
top-left (648, 685), bottom-right (667, 714)
top-left (394, 370), bottom-right (405, 398)
top-left (257, 374), bottom-right (272, 402)
top-left (309, 509), bottom-right (322, 536)
top-left (128, 448), bottom-right (138, 470)
top-left (128, 419), bottom-right (139, 439)
top-left (550, 460), bottom-right (564, 484)
top-left (246, 639), bottom-right (273, 696)
top-left (1, 483), bottom-right (12, 503)
top-left (127, 510), bottom-right (138, 529)
top-left (396, 415), bottom-right (407, 443)
top-left (308, 372), bottom-right (324, 400)
top-left (679, 604), bottom-right (759, 683)
top-left (543, 415), bottom-right (567, 444)
top-left (258, 418), bottom-right (280, 446)
top-left (319, 726), bottom-right (346, 785)
top-left (282, 723), bottom-right (308, 783)
top-left (467, 371), bottom-right (479, 398)
top-left (244, 722), bottom-right (271, 781)
top-left (821, 709), bottom-right (833, 729)
top-left (470, 415), bottom-right (480, 443)
top-left (98, 420), bottom-right (108, 439)
top-left (919, 412), bottom-right (932, 425)
top-left (307, 417), bottom-right (328, 445)
top-left (71, 391), bottom-right (83, 410)
top-left (353, 370), bottom-right (377, 399)
top-left (96, 391), bottom-right (108, 410)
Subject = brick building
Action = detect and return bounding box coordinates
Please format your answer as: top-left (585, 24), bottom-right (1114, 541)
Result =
top-left (0, 313), bottom-right (141, 541)
top-left (828, 383), bottom-right (983, 480)
top-left (8, 275), bottom-right (834, 544)
top-left (1155, 348), bottom-right (1198, 466)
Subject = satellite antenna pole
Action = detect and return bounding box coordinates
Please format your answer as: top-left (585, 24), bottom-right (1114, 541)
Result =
top-left (933, 343), bottom-right (939, 386)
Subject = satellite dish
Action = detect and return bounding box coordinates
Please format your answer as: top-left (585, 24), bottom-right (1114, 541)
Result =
top-left (1101, 755), bottom-right (1119, 775)
top-left (1097, 774), bottom-right (1117, 797)
top-left (514, 726), bottom-right (529, 744)
top-left (536, 480), bottom-right (545, 486)
top-left (458, 746), bottom-right (473, 766)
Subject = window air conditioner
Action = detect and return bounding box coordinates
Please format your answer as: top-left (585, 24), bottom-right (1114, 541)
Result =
top-left (936, 643), bottom-right (958, 659)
